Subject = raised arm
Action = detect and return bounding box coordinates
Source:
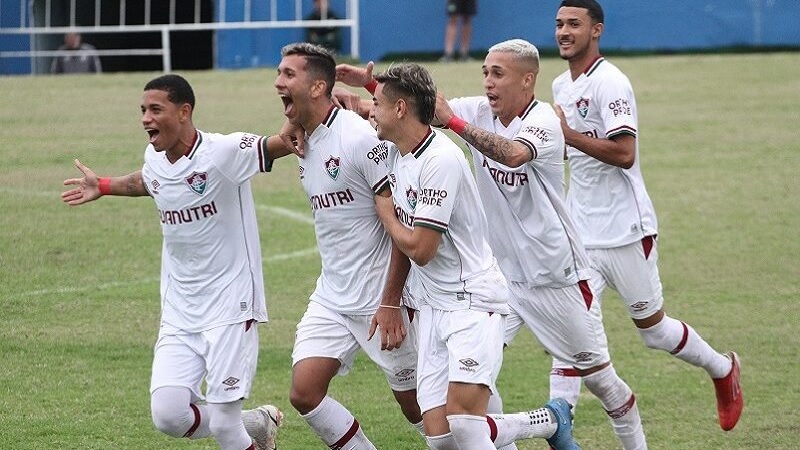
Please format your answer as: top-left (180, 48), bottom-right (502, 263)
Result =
top-left (435, 92), bottom-right (533, 168)
top-left (61, 159), bottom-right (148, 206)
top-left (335, 61), bottom-right (375, 88)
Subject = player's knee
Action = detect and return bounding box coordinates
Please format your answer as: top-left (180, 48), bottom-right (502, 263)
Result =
top-left (394, 390), bottom-right (422, 423)
top-left (207, 416), bottom-right (238, 440)
top-left (150, 404), bottom-right (189, 438)
top-left (638, 322), bottom-right (671, 351)
top-left (289, 386), bottom-right (323, 414)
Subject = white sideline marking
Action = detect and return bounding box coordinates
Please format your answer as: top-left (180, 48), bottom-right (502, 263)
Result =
top-left (9, 189), bottom-right (317, 298)
top-left (18, 246), bottom-right (319, 298)
top-left (258, 204), bottom-right (314, 225)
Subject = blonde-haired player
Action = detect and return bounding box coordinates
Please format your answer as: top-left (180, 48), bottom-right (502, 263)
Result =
top-left (370, 62), bottom-right (580, 450)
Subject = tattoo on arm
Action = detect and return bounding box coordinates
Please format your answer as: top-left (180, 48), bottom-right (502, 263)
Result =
top-left (462, 124), bottom-right (530, 166)
top-left (126, 172), bottom-right (149, 197)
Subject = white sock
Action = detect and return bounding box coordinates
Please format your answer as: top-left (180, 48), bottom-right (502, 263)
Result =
top-left (639, 315), bottom-right (730, 378)
top-left (207, 401), bottom-right (252, 450)
top-left (486, 408), bottom-right (556, 446)
top-left (582, 365), bottom-right (646, 450)
top-left (150, 386), bottom-right (212, 439)
top-left (487, 393), bottom-right (519, 450)
top-left (302, 396), bottom-right (376, 450)
top-left (550, 358), bottom-right (582, 410)
top-left (448, 414), bottom-right (496, 448)
top-left (426, 432), bottom-right (459, 450)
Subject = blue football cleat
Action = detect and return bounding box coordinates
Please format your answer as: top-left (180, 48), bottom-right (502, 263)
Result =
top-left (545, 398), bottom-right (581, 450)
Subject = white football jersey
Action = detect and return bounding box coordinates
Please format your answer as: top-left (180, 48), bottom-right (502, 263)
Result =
top-left (386, 128), bottom-right (509, 314)
top-left (142, 130), bottom-right (272, 333)
top-left (449, 97), bottom-right (591, 287)
top-left (553, 56), bottom-right (658, 249)
top-left (299, 106), bottom-right (393, 314)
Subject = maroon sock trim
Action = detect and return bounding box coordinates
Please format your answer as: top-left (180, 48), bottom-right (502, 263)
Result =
top-left (486, 415), bottom-right (498, 442)
top-left (606, 394), bottom-right (636, 419)
top-left (669, 321), bottom-right (689, 355)
top-left (329, 418), bottom-right (360, 450)
top-left (183, 403), bottom-right (201, 438)
top-left (550, 367), bottom-right (581, 377)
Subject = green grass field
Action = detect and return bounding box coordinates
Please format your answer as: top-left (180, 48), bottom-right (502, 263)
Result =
top-left (1, 52), bottom-right (798, 449)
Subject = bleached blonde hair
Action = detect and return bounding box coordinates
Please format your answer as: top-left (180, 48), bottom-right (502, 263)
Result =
top-left (488, 39), bottom-right (540, 73)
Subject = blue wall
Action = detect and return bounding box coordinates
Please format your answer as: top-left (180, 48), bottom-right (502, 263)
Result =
top-left (355, 0), bottom-right (800, 61)
top-left (214, 0), bottom-right (800, 68)
top-left (2, 0), bottom-right (799, 74)
top-left (0, 0), bottom-right (31, 75)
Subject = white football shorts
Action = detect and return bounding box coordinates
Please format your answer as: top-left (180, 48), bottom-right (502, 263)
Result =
top-left (292, 300), bottom-right (418, 391)
top-left (150, 320), bottom-right (259, 404)
top-left (588, 235), bottom-right (664, 319)
top-left (416, 305), bottom-right (505, 414)
top-left (505, 280), bottom-right (610, 370)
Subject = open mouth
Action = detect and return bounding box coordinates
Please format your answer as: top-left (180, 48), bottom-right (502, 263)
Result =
top-left (486, 93), bottom-right (499, 107)
top-left (145, 128), bottom-right (159, 144)
top-left (280, 94), bottom-right (294, 116)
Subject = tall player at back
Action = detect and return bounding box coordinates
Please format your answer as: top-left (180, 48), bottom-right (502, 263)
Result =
top-left (552, 0), bottom-right (742, 432)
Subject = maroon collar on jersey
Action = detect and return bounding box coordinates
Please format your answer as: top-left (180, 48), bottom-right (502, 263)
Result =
top-left (322, 105), bottom-right (340, 128)
top-left (411, 127), bottom-right (435, 159)
top-left (518, 99), bottom-right (539, 121)
top-left (184, 130), bottom-right (202, 159)
top-left (583, 55), bottom-right (605, 76)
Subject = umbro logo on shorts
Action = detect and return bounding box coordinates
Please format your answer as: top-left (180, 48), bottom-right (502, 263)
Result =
top-left (573, 352), bottom-right (592, 362)
top-left (459, 358), bottom-right (479, 368)
top-left (395, 369), bottom-right (415, 378)
top-left (222, 377), bottom-right (240, 387)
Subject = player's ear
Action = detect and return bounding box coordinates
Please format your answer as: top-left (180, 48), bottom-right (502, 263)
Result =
top-left (592, 22), bottom-right (604, 40)
top-left (179, 103), bottom-right (192, 122)
top-left (523, 72), bottom-right (534, 89)
top-left (395, 98), bottom-right (406, 118)
top-left (310, 79), bottom-right (327, 99)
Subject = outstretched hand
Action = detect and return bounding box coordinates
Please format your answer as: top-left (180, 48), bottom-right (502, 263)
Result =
top-left (61, 159), bottom-right (101, 206)
top-left (335, 61), bottom-right (374, 87)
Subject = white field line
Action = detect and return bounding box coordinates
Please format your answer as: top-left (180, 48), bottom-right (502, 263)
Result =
top-left (9, 189), bottom-right (317, 298)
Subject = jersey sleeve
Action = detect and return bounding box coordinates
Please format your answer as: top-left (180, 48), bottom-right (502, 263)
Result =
top-left (413, 151), bottom-right (460, 233)
top-left (352, 131), bottom-right (391, 194)
top-left (596, 74), bottom-right (637, 139)
top-left (516, 109), bottom-right (562, 162)
top-left (211, 132), bottom-right (273, 184)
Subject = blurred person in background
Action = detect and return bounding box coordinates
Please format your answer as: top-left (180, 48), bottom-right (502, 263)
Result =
top-left (440, 0), bottom-right (477, 62)
top-left (51, 32), bottom-right (102, 74)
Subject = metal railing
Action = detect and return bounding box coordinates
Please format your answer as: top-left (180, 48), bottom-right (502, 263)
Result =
top-left (0, 0), bottom-right (359, 73)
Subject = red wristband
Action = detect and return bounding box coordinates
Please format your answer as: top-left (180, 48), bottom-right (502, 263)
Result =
top-left (364, 79), bottom-right (377, 95)
top-left (446, 115), bottom-right (468, 134)
top-left (98, 177), bottom-right (112, 196)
